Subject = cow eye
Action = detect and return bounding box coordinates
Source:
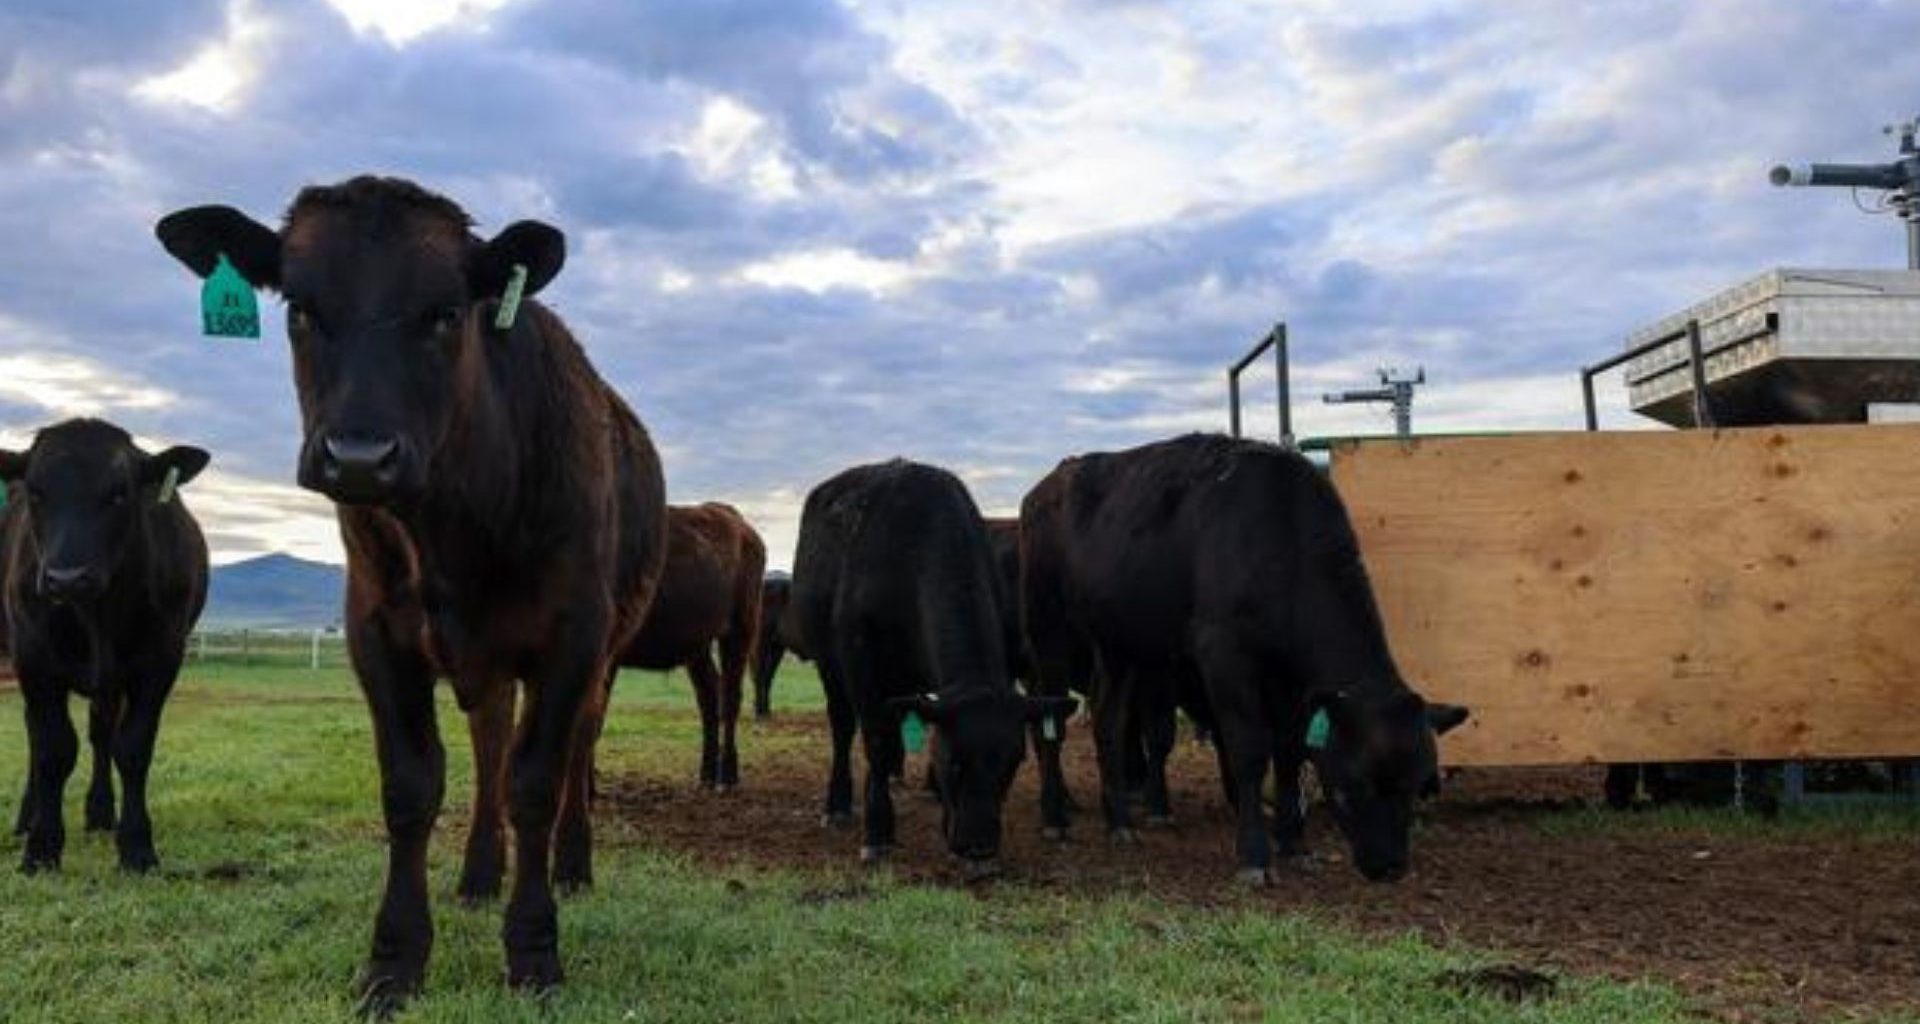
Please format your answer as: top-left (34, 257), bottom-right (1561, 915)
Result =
top-left (287, 302), bottom-right (316, 336)
top-left (430, 305), bottom-right (464, 336)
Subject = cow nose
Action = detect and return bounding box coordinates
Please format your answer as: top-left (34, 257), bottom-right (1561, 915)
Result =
top-left (40, 565), bottom-right (102, 601)
top-left (319, 434), bottom-right (402, 501)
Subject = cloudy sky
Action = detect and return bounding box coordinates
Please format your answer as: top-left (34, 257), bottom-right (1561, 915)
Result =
top-left (2, 0), bottom-right (1917, 567)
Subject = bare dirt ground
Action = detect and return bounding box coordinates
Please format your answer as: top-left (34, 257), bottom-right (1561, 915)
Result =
top-left (604, 713), bottom-right (1920, 1023)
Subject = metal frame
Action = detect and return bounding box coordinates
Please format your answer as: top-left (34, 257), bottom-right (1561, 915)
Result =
top-left (1228, 322), bottom-right (1293, 447)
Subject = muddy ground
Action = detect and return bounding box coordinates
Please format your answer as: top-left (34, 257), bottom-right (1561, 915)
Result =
top-left (604, 713), bottom-right (1920, 1023)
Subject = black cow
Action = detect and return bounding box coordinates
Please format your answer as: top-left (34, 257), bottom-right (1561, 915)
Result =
top-left (1, 419), bottom-right (209, 874)
top-left (1021, 434), bottom-right (1466, 884)
top-left (788, 459), bottom-right (1074, 877)
top-left (157, 177), bottom-right (667, 1004)
top-left (750, 573), bottom-right (790, 718)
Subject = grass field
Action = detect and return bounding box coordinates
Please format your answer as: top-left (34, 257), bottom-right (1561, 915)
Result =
top-left (0, 659), bottom-right (1834, 1022)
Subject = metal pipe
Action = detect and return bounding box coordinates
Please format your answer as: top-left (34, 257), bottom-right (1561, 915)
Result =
top-left (1228, 370), bottom-right (1242, 438)
top-left (1581, 370), bottom-right (1598, 432)
top-left (1686, 319), bottom-right (1715, 428)
top-left (1273, 323), bottom-right (1292, 448)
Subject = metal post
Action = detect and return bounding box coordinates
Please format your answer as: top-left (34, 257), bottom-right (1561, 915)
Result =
top-left (1273, 323), bottom-right (1293, 449)
top-left (1228, 370), bottom-right (1242, 438)
top-left (1907, 211), bottom-right (1920, 271)
top-left (1685, 320), bottom-right (1715, 428)
top-left (311, 628), bottom-right (322, 671)
top-left (1581, 369), bottom-right (1598, 432)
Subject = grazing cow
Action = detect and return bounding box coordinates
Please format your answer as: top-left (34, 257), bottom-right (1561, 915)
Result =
top-left (618, 503), bottom-right (765, 791)
top-left (750, 573), bottom-right (790, 718)
top-left (1021, 434), bottom-right (1466, 884)
top-left (789, 459), bottom-right (1075, 876)
top-left (1, 419), bottom-right (209, 874)
top-left (156, 177), bottom-right (667, 1004)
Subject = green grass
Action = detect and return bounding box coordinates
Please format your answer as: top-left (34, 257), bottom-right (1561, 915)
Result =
top-left (0, 662), bottom-right (1707, 1022)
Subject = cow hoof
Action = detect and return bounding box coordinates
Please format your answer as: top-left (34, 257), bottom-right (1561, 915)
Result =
top-left (1107, 828), bottom-right (1140, 845)
top-left (1145, 814), bottom-right (1175, 829)
top-left (859, 844), bottom-right (893, 864)
top-left (18, 856), bottom-right (59, 875)
top-left (959, 858), bottom-right (1002, 883)
top-left (352, 963), bottom-right (423, 1020)
top-left (713, 783), bottom-right (736, 796)
top-left (118, 851), bottom-right (160, 874)
top-left (1040, 826), bottom-right (1068, 842)
top-left (456, 885), bottom-right (501, 907)
top-left (85, 813), bottom-right (116, 833)
top-left (822, 811), bottom-right (855, 829)
top-left (1235, 867), bottom-right (1272, 888)
top-left (506, 950), bottom-right (564, 994)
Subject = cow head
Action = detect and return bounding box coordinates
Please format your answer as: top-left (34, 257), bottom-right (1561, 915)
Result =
top-left (893, 690), bottom-right (1078, 871)
top-left (154, 176), bottom-right (565, 507)
top-left (0, 420), bottom-right (208, 604)
top-left (1306, 688), bottom-right (1468, 882)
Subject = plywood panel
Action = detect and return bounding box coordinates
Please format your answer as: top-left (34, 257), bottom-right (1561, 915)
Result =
top-left (1330, 424), bottom-right (1920, 766)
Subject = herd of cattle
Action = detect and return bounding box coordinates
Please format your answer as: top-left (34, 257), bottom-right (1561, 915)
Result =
top-left (0, 175), bottom-right (1465, 1007)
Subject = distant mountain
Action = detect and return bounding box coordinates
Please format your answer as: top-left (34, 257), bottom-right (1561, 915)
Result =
top-left (203, 553), bottom-right (345, 629)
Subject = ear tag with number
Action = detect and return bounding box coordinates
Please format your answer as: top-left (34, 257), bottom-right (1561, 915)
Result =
top-left (493, 263), bottom-right (528, 331)
top-left (1305, 710), bottom-right (1331, 751)
top-left (201, 253), bottom-right (260, 339)
top-left (1041, 715), bottom-right (1059, 741)
top-left (901, 710), bottom-right (926, 754)
top-left (156, 466), bottom-right (180, 506)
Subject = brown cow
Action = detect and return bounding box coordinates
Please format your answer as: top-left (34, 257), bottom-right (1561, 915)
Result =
top-left (618, 502), bottom-right (765, 791)
top-left (156, 177), bottom-right (667, 1006)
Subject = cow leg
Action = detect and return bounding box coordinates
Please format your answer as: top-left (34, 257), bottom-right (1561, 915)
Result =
top-left (858, 708), bottom-right (905, 862)
top-left (110, 668), bottom-right (178, 873)
top-left (1195, 636), bottom-right (1275, 884)
top-left (1031, 710), bottom-right (1071, 840)
top-left (502, 633), bottom-right (607, 993)
top-left (458, 684), bottom-right (513, 904)
top-left (819, 658), bottom-right (856, 827)
top-left (687, 653), bottom-right (722, 790)
top-left (1270, 703), bottom-right (1311, 861)
top-left (19, 685), bottom-right (76, 873)
top-left (1140, 690), bottom-right (1177, 827)
top-left (1090, 658), bottom-right (1139, 842)
top-left (85, 690), bottom-right (120, 832)
top-left (12, 772), bottom-right (32, 837)
top-left (552, 672), bottom-right (607, 895)
top-left (715, 634), bottom-right (746, 792)
top-left (350, 626), bottom-right (444, 1011)
top-left (752, 638), bottom-right (782, 720)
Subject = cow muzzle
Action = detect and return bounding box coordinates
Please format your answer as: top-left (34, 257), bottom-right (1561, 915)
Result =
top-left (39, 564), bottom-right (105, 603)
top-left (306, 433), bottom-right (407, 506)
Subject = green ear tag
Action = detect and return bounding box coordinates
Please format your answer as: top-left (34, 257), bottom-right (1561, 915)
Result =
top-left (901, 711), bottom-right (926, 754)
top-left (1305, 710), bottom-right (1331, 751)
top-left (1041, 715), bottom-right (1059, 741)
top-left (201, 253), bottom-right (260, 339)
top-left (493, 263), bottom-right (528, 331)
top-left (156, 466), bottom-right (180, 506)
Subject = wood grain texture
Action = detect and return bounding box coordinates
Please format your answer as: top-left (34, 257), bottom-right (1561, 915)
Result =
top-left (1330, 424), bottom-right (1920, 766)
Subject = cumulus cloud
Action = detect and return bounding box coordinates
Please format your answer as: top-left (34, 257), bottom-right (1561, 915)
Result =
top-left (0, 0), bottom-right (1916, 569)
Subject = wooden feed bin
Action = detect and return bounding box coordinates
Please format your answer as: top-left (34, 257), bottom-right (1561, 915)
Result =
top-left (1330, 423), bottom-right (1920, 767)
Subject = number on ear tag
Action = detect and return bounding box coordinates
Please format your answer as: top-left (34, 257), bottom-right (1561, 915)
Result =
top-left (201, 253), bottom-right (260, 339)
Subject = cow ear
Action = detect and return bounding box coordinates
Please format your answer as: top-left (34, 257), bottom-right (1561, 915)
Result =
top-left (155, 205), bottom-right (282, 290)
top-left (145, 446), bottom-right (211, 488)
top-left (0, 448), bottom-right (24, 484)
top-left (474, 220), bottom-right (565, 299)
top-left (1023, 695), bottom-right (1079, 723)
top-left (1427, 702), bottom-right (1470, 736)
